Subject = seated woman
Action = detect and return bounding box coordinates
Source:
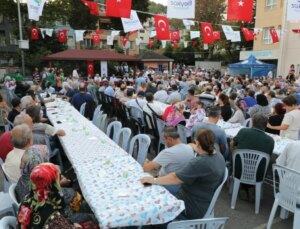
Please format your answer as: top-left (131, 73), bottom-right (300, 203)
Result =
top-left (265, 103), bottom-right (286, 135)
top-left (166, 102), bottom-right (186, 127)
top-left (140, 129), bottom-right (226, 219)
top-left (228, 99), bottom-right (247, 125)
top-left (248, 94), bottom-right (271, 118)
top-left (186, 101), bottom-right (206, 129)
top-left (218, 93), bottom-right (232, 121)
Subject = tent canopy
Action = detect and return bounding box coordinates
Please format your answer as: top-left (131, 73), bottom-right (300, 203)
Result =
top-left (228, 55), bottom-right (275, 78)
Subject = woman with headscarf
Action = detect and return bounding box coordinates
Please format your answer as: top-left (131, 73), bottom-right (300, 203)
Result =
top-left (265, 103), bottom-right (286, 135)
top-left (18, 163), bottom-right (82, 229)
top-left (228, 99), bottom-right (247, 125)
top-left (248, 94), bottom-right (271, 118)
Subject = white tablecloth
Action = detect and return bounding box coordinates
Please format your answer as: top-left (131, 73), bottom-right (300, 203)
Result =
top-left (216, 120), bottom-right (294, 155)
top-left (46, 100), bottom-right (184, 228)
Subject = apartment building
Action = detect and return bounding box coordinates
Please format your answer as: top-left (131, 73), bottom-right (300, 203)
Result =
top-left (240, 0), bottom-right (300, 76)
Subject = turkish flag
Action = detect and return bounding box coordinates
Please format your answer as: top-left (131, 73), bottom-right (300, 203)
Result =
top-left (292, 29), bottom-right (300, 34)
top-left (170, 31), bottom-right (180, 41)
top-left (92, 34), bottom-right (100, 45)
top-left (122, 37), bottom-right (128, 47)
top-left (149, 39), bottom-right (154, 49)
top-left (87, 61), bottom-right (94, 77)
top-left (227, 0), bottom-right (253, 22)
top-left (213, 31), bottom-right (221, 40)
top-left (81, 0), bottom-right (99, 15)
top-left (192, 40), bottom-right (197, 47)
top-left (96, 29), bottom-right (103, 35)
top-left (106, 0), bottom-right (132, 18)
top-left (270, 28), bottom-right (279, 43)
top-left (31, 27), bottom-right (39, 40)
top-left (57, 30), bottom-right (68, 43)
top-left (173, 40), bottom-right (178, 48)
top-left (241, 27), bottom-right (254, 41)
top-left (201, 22), bottom-right (214, 44)
top-left (155, 15), bottom-right (170, 40)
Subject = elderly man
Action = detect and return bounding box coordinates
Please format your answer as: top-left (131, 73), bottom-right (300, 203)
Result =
top-left (20, 95), bottom-right (35, 110)
top-left (276, 142), bottom-right (300, 172)
top-left (166, 84), bottom-right (182, 104)
top-left (104, 81), bottom-right (115, 97)
top-left (143, 127), bottom-right (194, 194)
top-left (71, 83), bottom-right (94, 111)
top-left (154, 84), bottom-right (169, 103)
top-left (2, 124), bottom-right (33, 183)
top-left (0, 113), bottom-right (33, 161)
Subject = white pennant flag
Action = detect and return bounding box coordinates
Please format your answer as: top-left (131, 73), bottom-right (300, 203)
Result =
top-left (161, 40), bottom-right (167, 48)
top-left (203, 44), bottom-right (208, 50)
top-left (150, 31), bottom-right (157, 38)
top-left (222, 25), bottom-right (235, 40)
top-left (183, 19), bottom-right (195, 30)
top-left (167, 0), bottom-right (195, 19)
top-left (190, 31), bottom-right (200, 39)
top-left (231, 31), bottom-right (241, 42)
top-left (111, 31), bottom-right (120, 38)
top-left (183, 41), bottom-right (188, 48)
top-left (107, 36), bottom-right (114, 45)
top-left (40, 28), bottom-right (53, 38)
top-left (135, 38), bottom-right (141, 46)
top-left (27, 0), bottom-right (46, 21)
top-left (121, 10), bottom-right (143, 33)
top-left (287, 0), bottom-right (300, 21)
top-left (75, 30), bottom-right (85, 42)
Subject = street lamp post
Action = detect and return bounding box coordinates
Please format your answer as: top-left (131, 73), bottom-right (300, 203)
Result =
top-left (17, 0), bottom-right (26, 77)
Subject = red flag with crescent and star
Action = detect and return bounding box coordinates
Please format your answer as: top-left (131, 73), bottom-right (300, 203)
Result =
top-left (241, 27), bottom-right (255, 41)
top-left (270, 28), bottom-right (279, 43)
top-left (227, 0), bottom-right (253, 22)
top-left (92, 34), bottom-right (100, 45)
top-left (201, 22), bottom-right (214, 44)
top-left (57, 30), bottom-right (68, 43)
top-left (106, 0), bottom-right (132, 18)
top-left (31, 27), bottom-right (39, 40)
top-left (213, 31), bottom-right (221, 41)
top-left (87, 61), bottom-right (94, 77)
top-left (154, 15), bottom-right (170, 40)
top-left (149, 39), bottom-right (154, 48)
top-left (81, 0), bottom-right (99, 15)
top-left (170, 31), bottom-right (180, 41)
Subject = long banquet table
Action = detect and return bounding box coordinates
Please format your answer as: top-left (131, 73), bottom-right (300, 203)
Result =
top-left (45, 99), bottom-right (185, 228)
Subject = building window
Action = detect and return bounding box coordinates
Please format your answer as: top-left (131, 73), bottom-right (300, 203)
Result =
top-left (263, 28), bottom-right (272, 44)
top-left (84, 39), bottom-right (92, 48)
top-left (0, 32), bottom-right (6, 46)
top-left (266, 0), bottom-right (277, 10)
top-left (9, 33), bottom-right (18, 45)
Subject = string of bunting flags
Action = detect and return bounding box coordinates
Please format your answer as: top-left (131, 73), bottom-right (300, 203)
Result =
top-left (28, 0), bottom-right (300, 48)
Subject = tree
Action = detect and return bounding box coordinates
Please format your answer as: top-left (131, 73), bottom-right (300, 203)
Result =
top-left (148, 2), bottom-right (166, 14)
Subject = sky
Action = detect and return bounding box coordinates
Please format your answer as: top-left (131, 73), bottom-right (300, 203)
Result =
top-left (151, 0), bottom-right (167, 5)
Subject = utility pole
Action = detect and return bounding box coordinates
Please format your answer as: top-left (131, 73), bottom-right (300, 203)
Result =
top-left (17, 0), bottom-right (26, 77)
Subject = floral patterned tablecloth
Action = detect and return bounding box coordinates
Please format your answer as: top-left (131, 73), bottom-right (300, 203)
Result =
top-left (46, 100), bottom-right (185, 228)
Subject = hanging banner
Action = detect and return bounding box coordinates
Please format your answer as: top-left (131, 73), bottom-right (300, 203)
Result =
top-left (121, 10), bottom-right (143, 33)
top-left (75, 30), bottom-right (85, 42)
top-left (111, 31), bottom-right (120, 38)
top-left (183, 41), bottom-right (188, 48)
top-left (101, 61), bottom-right (108, 78)
top-left (190, 31), bottom-right (200, 39)
top-left (27, 0), bottom-right (46, 21)
top-left (183, 19), bottom-right (195, 29)
top-left (150, 31), bottom-right (157, 38)
top-left (167, 0), bottom-right (195, 19)
top-left (161, 40), bottom-right (167, 48)
top-left (107, 36), bottom-right (114, 45)
top-left (231, 31), bottom-right (241, 42)
top-left (222, 25), bottom-right (234, 40)
top-left (87, 61), bottom-right (94, 77)
top-left (40, 28), bottom-right (53, 38)
top-left (287, 0), bottom-right (300, 21)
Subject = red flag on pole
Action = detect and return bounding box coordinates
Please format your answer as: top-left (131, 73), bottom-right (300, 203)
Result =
top-left (149, 39), bottom-right (154, 49)
top-left (96, 29), bottom-right (103, 35)
top-left (106, 0), bottom-right (132, 18)
top-left (201, 22), bottom-right (214, 44)
top-left (170, 31), bottom-right (180, 41)
top-left (87, 61), bottom-right (94, 77)
top-left (122, 37), bottom-right (128, 47)
top-left (57, 30), bottom-right (68, 43)
top-left (241, 27), bottom-right (254, 41)
top-left (213, 31), bottom-right (221, 41)
top-left (92, 34), bottom-right (100, 45)
top-left (81, 0), bottom-right (99, 15)
top-left (270, 28), bottom-right (279, 43)
top-left (154, 15), bottom-right (170, 40)
top-left (173, 40), bottom-right (178, 48)
top-left (227, 0), bottom-right (254, 22)
top-left (31, 27), bottom-right (39, 40)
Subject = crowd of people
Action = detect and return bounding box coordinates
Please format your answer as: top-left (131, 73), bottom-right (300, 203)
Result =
top-left (0, 64), bottom-right (300, 227)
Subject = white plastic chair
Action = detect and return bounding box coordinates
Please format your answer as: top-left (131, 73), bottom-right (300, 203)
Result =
top-left (118, 128), bottom-right (132, 152)
top-left (0, 192), bottom-right (14, 218)
top-left (231, 149), bottom-right (270, 214)
top-left (80, 102), bottom-right (86, 116)
top-left (0, 216), bottom-right (17, 229)
top-left (243, 118), bottom-right (253, 128)
top-left (177, 124), bottom-right (188, 144)
top-left (267, 165), bottom-right (300, 229)
top-left (204, 168), bottom-right (228, 218)
top-left (167, 217), bottom-right (229, 229)
top-left (92, 105), bottom-right (102, 126)
top-left (128, 134), bottom-right (151, 165)
top-left (0, 159), bottom-right (12, 193)
top-left (9, 184), bottom-right (19, 206)
top-left (106, 121), bottom-right (122, 143)
top-left (156, 117), bottom-right (167, 153)
top-left (100, 113), bottom-right (108, 132)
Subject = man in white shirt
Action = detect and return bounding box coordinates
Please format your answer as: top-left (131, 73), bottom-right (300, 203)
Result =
top-left (2, 124), bottom-right (33, 183)
top-left (143, 92), bottom-right (164, 129)
top-left (276, 142), bottom-right (300, 172)
top-left (166, 84), bottom-right (182, 104)
top-left (72, 67), bottom-right (79, 79)
top-left (125, 91), bottom-right (147, 109)
top-left (154, 84), bottom-right (169, 103)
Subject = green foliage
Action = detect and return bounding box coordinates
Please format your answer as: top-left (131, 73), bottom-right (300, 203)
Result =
top-left (148, 1), bottom-right (167, 14)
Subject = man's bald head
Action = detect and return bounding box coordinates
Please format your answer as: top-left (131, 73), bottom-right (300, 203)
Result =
top-left (21, 96), bottom-right (34, 110)
top-left (11, 124), bottom-right (32, 149)
top-left (14, 113), bottom-right (33, 129)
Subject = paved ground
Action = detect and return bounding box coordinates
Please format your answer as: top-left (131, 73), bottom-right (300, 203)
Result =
top-left (0, 86), bottom-right (293, 228)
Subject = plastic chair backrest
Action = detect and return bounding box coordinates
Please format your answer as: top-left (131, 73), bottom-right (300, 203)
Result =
top-left (177, 124), bottom-right (187, 144)
top-left (156, 117), bottom-right (167, 142)
top-left (100, 113), bottom-right (108, 132)
top-left (273, 164), bottom-right (300, 213)
top-left (143, 111), bottom-right (158, 137)
top-left (0, 216), bottom-right (17, 229)
top-left (80, 102), bottom-right (86, 115)
top-left (92, 108), bottom-right (103, 127)
top-left (9, 184), bottom-right (19, 206)
top-left (118, 128), bottom-right (132, 151)
top-left (128, 134), bottom-right (151, 165)
top-left (233, 149), bottom-right (270, 184)
top-left (0, 158), bottom-right (11, 192)
top-left (243, 118), bottom-right (253, 127)
top-left (106, 121), bottom-right (122, 143)
top-left (167, 217), bottom-right (228, 229)
top-left (129, 106), bottom-right (144, 125)
top-left (204, 168), bottom-right (228, 218)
